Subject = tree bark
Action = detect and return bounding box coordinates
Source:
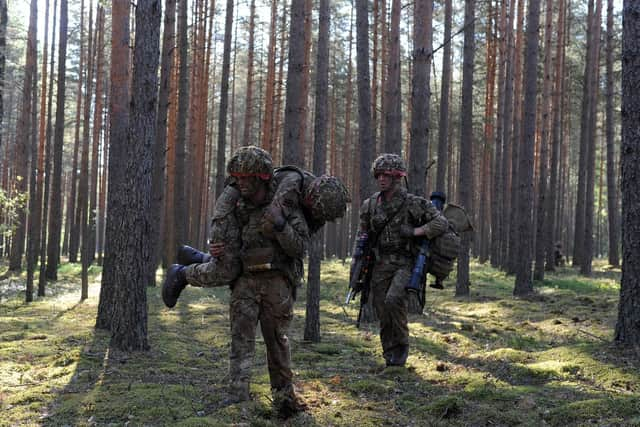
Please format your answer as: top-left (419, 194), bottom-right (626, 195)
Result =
top-left (383, 0), bottom-right (402, 154)
top-left (533, 0), bottom-right (554, 280)
top-left (435, 0), bottom-right (452, 193)
top-left (513, 0), bottom-right (540, 296)
top-left (109, 0), bottom-right (160, 352)
top-left (305, 0), bottom-right (330, 343)
top-left (96, 0), bottom-right (129, 331)
top-left (45, 0), bottom-right (68, 280)
top-left (282, 0), bottom-right (307, 165)
top-left (215, 0), bottom-right (233, 197)
top-left (456, 0), bottom-right (475, 297)
top-left (150, 0), bottom-right (176, 283)
top-left (605, 0), bottom-right (619, 267)
top-left (614, 0), bottom-right (640, 347)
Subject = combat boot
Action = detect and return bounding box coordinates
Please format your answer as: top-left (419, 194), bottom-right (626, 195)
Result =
top-left (162, 264), bottom-right (187, 308)
top-left (177, 244), bottom-right (210, 265)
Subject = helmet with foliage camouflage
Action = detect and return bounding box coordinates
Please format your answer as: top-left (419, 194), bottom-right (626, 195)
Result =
top-left (305, 175), bottom-right (350, 223)
top-left (227, 145), bottom-right (273, 180)
top-left (372, 153), bottom-right (407, 178)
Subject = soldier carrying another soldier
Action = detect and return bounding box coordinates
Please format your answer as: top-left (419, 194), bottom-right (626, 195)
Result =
top-left (162, 146), bottom-right (349, 418)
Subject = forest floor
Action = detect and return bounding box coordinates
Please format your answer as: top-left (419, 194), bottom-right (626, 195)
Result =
top-left (1, 258), bottom-right (639, 426)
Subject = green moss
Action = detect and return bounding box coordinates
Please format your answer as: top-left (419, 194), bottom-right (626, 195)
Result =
top-left (545, 396), bottom-right (640, 425)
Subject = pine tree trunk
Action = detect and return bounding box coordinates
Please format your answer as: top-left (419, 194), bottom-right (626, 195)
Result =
top-left (614, 0), bottom-right (640, 346)
top-left (9, 0), bottom-right (38, 272)
top-left (435, 0), bottom-right (452, 193)
top-left (355, 0), bottom-right (376, 324)
top-left (23, 0), bottom-right (38, 297)
top-left (546, 0), bottom-right (566, 271)
top-left (383, 0), bottom-right (402, 154)
top-left (214, 0), bottom-right (233, 197)
top-left (305, 0), bottom-right (329, 343)
top-left (96, 0), bottom-right (129, 331)
top-left (605, 0), bottom-right (619, 267)
top-left (282, 0), bottom-right (307, 165)
top-left (533, 0), bottom-right (554, 280)
top-left (573, 0), bottom-right (595, 267)
top-left (45, 0), bottom-right (68, 280)
top-left (151, 0), bottom-right (176, 282)
top-left (261, 0), bottom-right (278, 152)
top-left (581, 0), bottom-right (602, 276)
top-left (38, 0), bottom-right (58, 296)
top-left (456, 0), bottom-right (475, 297)
top-left (109, 0), bottom-right (160, 352)
top-left (173, 0), bottom-right (188, 254)
top-left (513, 0), bottom-right (540, 296)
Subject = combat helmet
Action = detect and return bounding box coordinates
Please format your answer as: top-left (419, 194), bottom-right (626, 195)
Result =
top-left (304, 175), bottom-right (351, 223)
top-left (227, 145), bottom-right (273, 180)
top-left (372, 153), bottom-right (407, 178)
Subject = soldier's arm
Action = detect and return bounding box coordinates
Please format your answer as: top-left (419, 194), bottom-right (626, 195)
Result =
top-left (274, 207), bottom-right (309, 259)
top-left (409, 197), bottom-right (449, 239)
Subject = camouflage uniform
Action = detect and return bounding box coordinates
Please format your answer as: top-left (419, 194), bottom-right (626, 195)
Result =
top-left (359, 154), bottom-right (448, 366)
top-left (195, 147), bottom-right (310, 411)
top-left (228, 179), bottom-right (309, 402)
top-left (183, 168), bottom-right (349, 287)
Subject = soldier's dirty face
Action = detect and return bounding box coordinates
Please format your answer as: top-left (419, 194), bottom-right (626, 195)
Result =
top-left (376, 173), bottom-right (400, 193)
top-left (237, 175), bottom-right (262, 198)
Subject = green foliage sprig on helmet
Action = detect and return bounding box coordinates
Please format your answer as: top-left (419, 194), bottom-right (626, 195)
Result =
top-left (305, 175), bottom-right (351, 223)
top-left (372, 153), bottom-right (407, 178)
top-left (227, 145), bottom-right (273, 180)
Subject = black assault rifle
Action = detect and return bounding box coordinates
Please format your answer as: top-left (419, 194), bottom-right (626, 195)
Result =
top-left (345, 232), bottom-right (376, 328)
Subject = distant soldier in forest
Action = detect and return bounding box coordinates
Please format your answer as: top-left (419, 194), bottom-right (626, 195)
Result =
top-left (162, 146), bottom-right (348, 417)
top-left (354, 154), bottom-right (449, 367)
top-left (554, 242), bottom-right (565, 267)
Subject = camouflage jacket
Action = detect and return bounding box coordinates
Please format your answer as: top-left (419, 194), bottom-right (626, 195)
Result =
top-left (211, 179), bottom-right (309, 287)
top-left (359, 188), bottom-right (448, 261)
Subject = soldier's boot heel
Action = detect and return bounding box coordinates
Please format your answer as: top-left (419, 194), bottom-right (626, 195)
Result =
top-left (162, 264), bottom-right (187, 308)
top-left (177, 245), bottom-right (211, 265)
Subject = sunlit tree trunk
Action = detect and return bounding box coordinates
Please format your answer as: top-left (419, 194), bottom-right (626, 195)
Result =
top-left (45, 0), bottom-right (68, 280)
top-left (96, 0), bottom-right (129, 330)
top-left (109, 0), bottom-right (160, 352)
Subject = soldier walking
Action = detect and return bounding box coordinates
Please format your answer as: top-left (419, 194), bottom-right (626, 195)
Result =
top-left (163, 146), bottom-right (311, 417)
top-left (355, 154), bottom-right (449, 367)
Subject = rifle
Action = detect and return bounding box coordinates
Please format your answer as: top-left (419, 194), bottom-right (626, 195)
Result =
top-left (346, 233), bottom-right (376, 328)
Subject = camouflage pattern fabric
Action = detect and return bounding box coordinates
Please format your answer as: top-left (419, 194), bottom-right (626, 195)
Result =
top-left (273, 167), bottom-right (349, 233)
top-left (227, 145), bottom-right (273, 177)
top-left (371, 153), bottom-right (407, 177)
top-left (358, 187), bottom-right (448, 364)
top-left (228, 182), bottom-right (309, 402)
top-left (183, 185), bottom-right (242, 288)
top-left (304, 175), bottom-right (350, 224)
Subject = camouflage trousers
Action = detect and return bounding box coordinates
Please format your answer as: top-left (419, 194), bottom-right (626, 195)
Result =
top-left (228, 271), bottom-right (295, 399)
top-left (370, 256), bottom-right (412, 363)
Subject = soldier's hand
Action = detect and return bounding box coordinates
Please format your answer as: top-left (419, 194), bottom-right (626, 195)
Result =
top-left (400, 225), bottom-right (418, 238)
top-left (210, 242), bottom-right (225, 258)
top-left (264, 200), bottom-right (286, 232)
